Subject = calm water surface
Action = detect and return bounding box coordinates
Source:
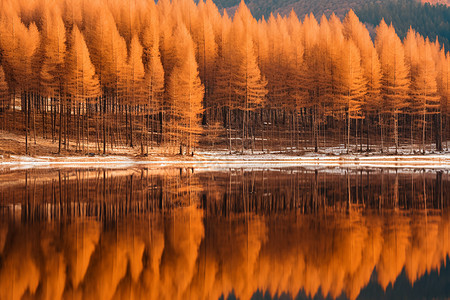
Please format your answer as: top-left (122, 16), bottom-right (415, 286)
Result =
top-left (0, 167), bottom-right (449, 300)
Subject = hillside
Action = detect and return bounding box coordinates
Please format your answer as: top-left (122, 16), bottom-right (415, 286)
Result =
top-left (212, 0), bottom-right (449, 19)
top-left (212, 0), bottom-right (375, 19)
top-left (421, 0), bottom-right (450, 4)
top-left (212, 0), bottom-right (450, 50)
top-left (356, 0), bottom-right (450, 49)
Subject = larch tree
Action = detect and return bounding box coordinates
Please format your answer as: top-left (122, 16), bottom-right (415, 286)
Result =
top-left (0, 66), bottom-right (9, 122)
top-left (0, 8), bottom-right (39, 119)
top-left (405, 30), bottom-right (439, 152)
top-left (322, 14), bottom-right (345, 116)
top-left (203, 0), bottom-right (222, 36)
top-left (339, 39), bottom-right (367, 151)
top-left (174, 0), bottom-right (199, 33)
top-left (65, 26), bottom-right (101, 152)
top-left (141, 2), bottom-right (160, 54)
top-left (84, 4), bottom-right (128, 153)
top-left (167, 24), bottom-right (204, 155)
top-left (195, 0), bottom-right (221, 142)
top-left (84, 4), bottom-right (124, 88)
top-left (213, 10), bottom-right (235, 153)
top-left (143, 45), bottom-right (165, 151)
top-left (287, 10), bottom-right (307, 110)
top-left (107, 0), bottom-right (142, 45)
top-left (0, 5), bottom-right (21, 127)
top-left (286, 11), bottom-right (308, 151)
top-left (266, 14), bottom-right (291, 111)
top-left (314, 14), bottom-right (332, 112)
top-left (158, 0), bottom-right (178, 147)
top-left (343, 9), bottom-right (381, 151)
top-left (436, 50), bottom-right (450, 149)
top-left (419, 39), bottom-right (440, 151)
top-left (61, 0), bottom-right (84, 28)
top-left (363, 47), bottom-right (382, 145)
top-left (376, 20), bottom-right (410, 153)
top-left (125, 34), bottom-right (145, 151)
top-left (232, 8), bottom-right (267, 153)
top-left (272, 15), bottom-right (298, 152)
top-left (141, 20), bottom-right (165, 152)
top-left (192, 9), bottom-right (217, 121)
top-left (15, 22), bottom-right (40, 154)
top-left (158, 0), bottom-right (177, 81)
top-left (404, 28), bottom-right (422, 149)
top-left (307, 14), bottom-right (344, 151)
top-left (302, 13), bottom-right (321, 151)
top-left (40, 7), bottom-right (66, 150)
top-left (254, 17), bottom-right (269, 78)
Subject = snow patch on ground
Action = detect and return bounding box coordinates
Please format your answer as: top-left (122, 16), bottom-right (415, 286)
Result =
top-left (2, 151), bottom-right (450, 170)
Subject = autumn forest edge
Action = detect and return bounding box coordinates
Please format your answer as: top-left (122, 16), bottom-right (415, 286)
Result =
top-left (0, 0), bottom-right (449, 156)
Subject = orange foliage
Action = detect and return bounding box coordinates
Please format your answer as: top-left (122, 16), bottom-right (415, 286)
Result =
top-left (0, 0), bottom-right (449, 154)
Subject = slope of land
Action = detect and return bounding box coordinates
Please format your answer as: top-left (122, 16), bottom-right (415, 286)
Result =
top-left (421, 0), bottom-right (450, 5)
top-left (356, 0), bottom-right (450, 49)
top-left (213, 0), bottom-right (450, 49)
top-left (212, 0), bottom-right (375, 18)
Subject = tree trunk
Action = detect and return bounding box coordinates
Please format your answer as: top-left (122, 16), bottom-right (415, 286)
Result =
top-left (32, 94), bottom-right (36, 145)
top-left (87, 102), bottom-right (90, 154)
top-left (379, 113), bottom-right (383, 153)
top-left (59, 96), bottom-right (63, 154)
top-left (314, 107), bottom-right (318, 152)
top-left (228, 108), bottom-right (232, 154)
top-left (103, 94), bottom-right (106, 154)
top-left (141, 111), bottom-right (145, 155)
top-left (394, 111), bottom-right (399, 154)
top-left (242, 109), bottom-right (245, 153)
top-left (25, 92), bottom-right (28, 155)
top-left (436, 113), bottom-right (443, 152)
top-left (366, 114), bottom-right (370, 152)
top-left (422, 108), bottom-right (426, 154)
top-left (130, 105), bottom-right (134, 148)
top-left (347, 112), bottom-right (350, 153)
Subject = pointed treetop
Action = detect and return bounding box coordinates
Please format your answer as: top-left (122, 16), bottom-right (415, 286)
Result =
top-left (346, 9), bottom-right (358, 21)
top-left (288, 9), bottom-right (299, 24)
top-left (235, 0), bottom-right (253, 22)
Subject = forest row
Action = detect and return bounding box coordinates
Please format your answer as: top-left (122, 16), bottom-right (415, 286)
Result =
top-left (0, 0), bottom-right (449, 155)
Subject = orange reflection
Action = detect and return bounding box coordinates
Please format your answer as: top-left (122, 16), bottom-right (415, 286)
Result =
top-left (0, 209), bottom-right (449, 300)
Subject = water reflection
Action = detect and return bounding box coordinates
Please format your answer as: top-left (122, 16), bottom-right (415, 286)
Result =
top-left (1, 168), bottom-right (449, 219)
top-left (0, 167), bottom-right (449, 300)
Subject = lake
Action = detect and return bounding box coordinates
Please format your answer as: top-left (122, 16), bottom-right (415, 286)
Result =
top-left (0, 166), bottom-right (449, 300)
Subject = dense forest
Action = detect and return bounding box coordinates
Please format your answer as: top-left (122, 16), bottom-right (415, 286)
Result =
top-left (0, 0), bottom-right (449, 156)
top-left (356, 0), bottom-right (450, 50)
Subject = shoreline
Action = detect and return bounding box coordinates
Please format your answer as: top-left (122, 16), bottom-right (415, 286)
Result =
top-left (2, 152), bottom-right (450, 170)
top-left (2, 130), bottom-right (450, 169)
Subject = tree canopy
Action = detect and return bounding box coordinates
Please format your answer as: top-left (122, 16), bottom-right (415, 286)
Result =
top-left (0, 0), bottom-right (449, 155)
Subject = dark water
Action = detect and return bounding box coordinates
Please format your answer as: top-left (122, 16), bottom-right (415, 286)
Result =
top-left (0, 167), bottom-right (450, 300)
